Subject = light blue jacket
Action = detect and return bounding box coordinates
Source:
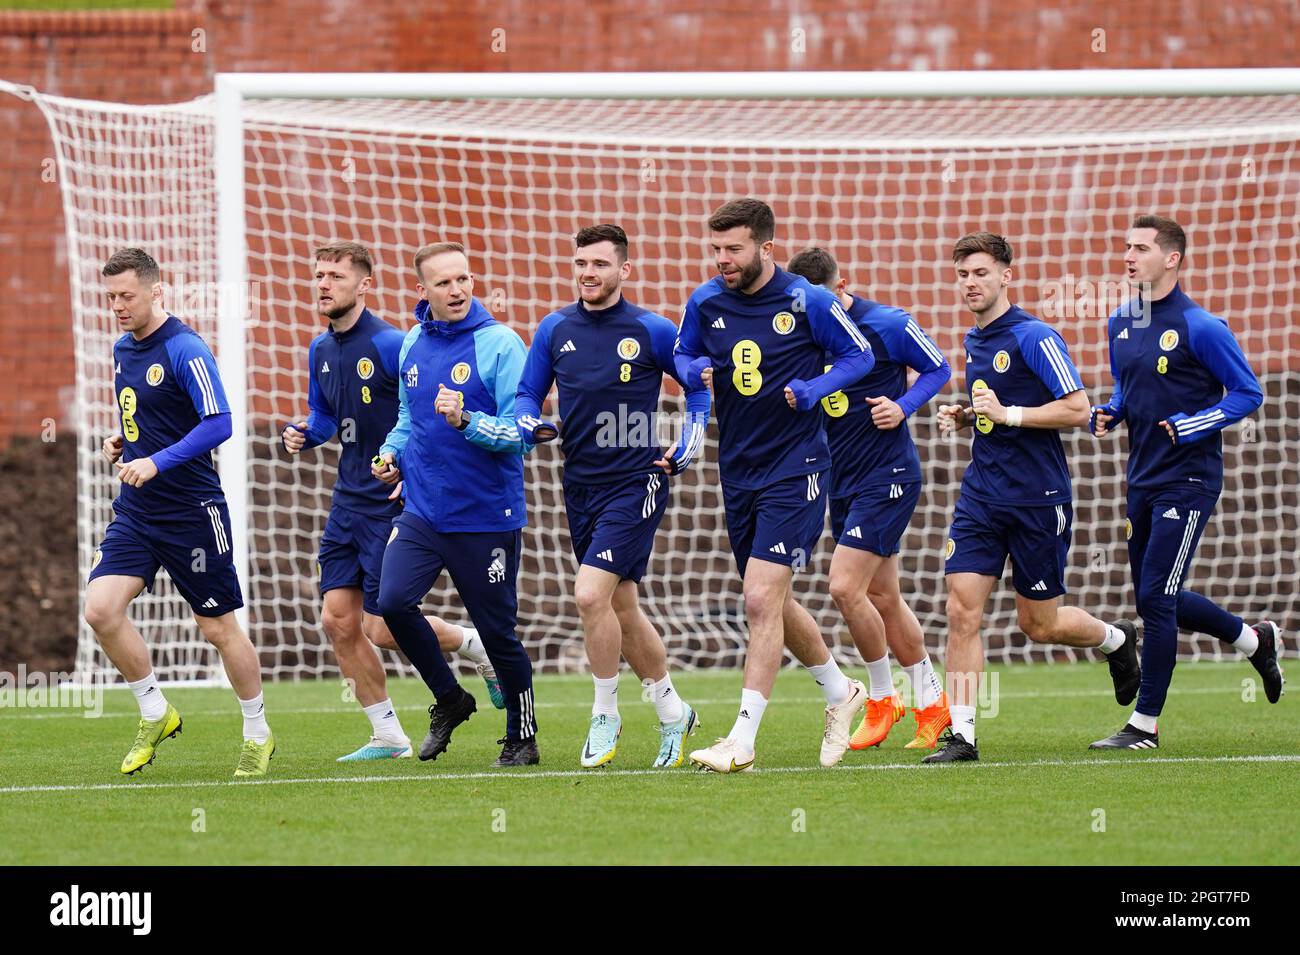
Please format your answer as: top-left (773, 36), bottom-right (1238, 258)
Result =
top-left (380, 298), bottom-right (531, 532)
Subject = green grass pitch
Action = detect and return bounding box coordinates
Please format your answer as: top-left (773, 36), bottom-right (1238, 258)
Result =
top-left (1, 661), bottom-right (1295, 865)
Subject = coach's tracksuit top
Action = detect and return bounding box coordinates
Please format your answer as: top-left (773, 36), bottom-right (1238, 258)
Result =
top-left (959, 304), bottom-right (1085, 508)
top-left (113, 314), bottom-right (232, 521)
top-left (674, 266), bottom-right (875, 490)
top-left (1097, 283), bottom-right (1263, 494)
top-left (823, 296), bottom-right (951, 499)
top-left (514, 296), bottom-right (712, 485)
top-left (380, 298), bottom-right (530, 533)
top-left (293, 308), bottom-right (406, 518)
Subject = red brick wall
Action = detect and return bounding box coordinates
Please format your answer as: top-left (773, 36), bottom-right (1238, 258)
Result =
top-left (2, 0), bottom-right (1297, 442)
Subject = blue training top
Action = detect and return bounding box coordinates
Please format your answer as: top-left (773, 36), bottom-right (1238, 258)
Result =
top-left (1094, 283), bottom-right (1262, 494)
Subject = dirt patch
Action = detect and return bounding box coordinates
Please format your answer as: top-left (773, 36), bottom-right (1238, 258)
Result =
top-left (0, 436), bottom-right (78, 673)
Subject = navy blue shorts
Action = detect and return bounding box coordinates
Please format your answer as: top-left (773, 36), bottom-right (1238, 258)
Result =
top-left (318, 504), bottom-right (398, 615)
top-left (944, 494), bottom-right (1071, 600)
top-left (564, 471), bottom-right (669, 583)
top-left (89, 505), bottom-right (243, 617)
top-left (829, 481), bottom-right (921, 556)
top-left (723, 471), bottom-right (827, 577)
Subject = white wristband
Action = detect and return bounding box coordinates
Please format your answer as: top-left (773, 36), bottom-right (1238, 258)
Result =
top-left (1005, 405), bottom-right (1023, 428)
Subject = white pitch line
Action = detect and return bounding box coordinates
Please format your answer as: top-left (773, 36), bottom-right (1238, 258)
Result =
top-left (0, 684), bottom-right (1251, 720)
top-left (0, 754), bottom-right (1296, 796)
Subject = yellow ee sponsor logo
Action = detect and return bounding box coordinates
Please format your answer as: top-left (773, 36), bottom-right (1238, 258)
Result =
top-left (450, 362), bottom-right (471, 385)
top-left (146, 363), bottom-right (165, 386)
top-left (119, 386), bottom-right (140, 442)
top-left (993, 350), bottom-right (1010, 373)
top-left (820, 363), bottom-right (848, 417)
top-left (617, 337), bottom-right (641, 360)
top-left (772, 311), bottom-right (796, 335)
top-left (1159, 330), bottom-right (1179, 352)
top-left (357, 357), bottom-right (375, 380)
top-left (731, 339), bottom-right (763, 396)
top-left (971, 378), bottom-right (994, 434)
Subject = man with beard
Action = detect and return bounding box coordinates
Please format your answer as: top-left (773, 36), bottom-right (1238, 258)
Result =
top-left (283, 242), bottom-right (504, 762)
top-left (673, 198), bottom-right (877, 773)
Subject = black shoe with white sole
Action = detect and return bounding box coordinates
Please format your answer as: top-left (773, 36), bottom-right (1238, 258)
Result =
top-left (1248, 620), bottom-right (1285, 704)
top-left (1088, 723), bottom-right (1158, 750)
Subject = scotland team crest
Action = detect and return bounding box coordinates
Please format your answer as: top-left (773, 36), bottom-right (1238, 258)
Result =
top-left (146, 363), bottom-right (165, 386)
top-left (356, 357), bottom-right (375, 380)
top-left (451, 361), bottom-right (472, 385)
top-left (993, 350), bottom-right (1011, 373)
top-left (617, 337), bottom-right (640, 360)
top-left (772, 311), bottom-right (796, 335)
top-left (1160, 330), bottom-right (1180, 351)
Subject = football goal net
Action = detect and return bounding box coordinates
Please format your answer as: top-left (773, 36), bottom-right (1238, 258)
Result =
top-left (6, 69), bottom-right (1298, 682)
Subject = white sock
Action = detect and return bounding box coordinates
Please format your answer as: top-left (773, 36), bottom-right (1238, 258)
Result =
top-left (1233, 623), bottom-right (1259, 656)
top-left (865, 655), bottom-right (893, 699)
top-left (727, 688), bottom-right (767, 749)
top-left (239, 692), bottom-right (270, 744)
top-left (456, 625), bottom-right (491, 666)
top-left (950, 704), bottom-right (976, 745)
top-left (904, 656), bottom-right (944, 709)
top-left (651, 674), bottom-right (684, 724)
top-left (127, 672), bottom-right (168, 722)
top-left (363, 697), bottom-right (407, 744)
top-left (807, 656), bottom-right (852, 705)
top-left (1098, 623), bottom-right (1126, 655)
top-left (592, 673), bottom-right (619, 717)
top-left (1129, 710), bottom-right (1158, 734)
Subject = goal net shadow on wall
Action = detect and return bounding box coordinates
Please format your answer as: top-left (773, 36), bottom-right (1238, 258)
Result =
top-left (9, 71), bottom-right (1299, 683)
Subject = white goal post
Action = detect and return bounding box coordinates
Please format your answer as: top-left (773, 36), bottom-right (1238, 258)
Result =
top-left (9, 69), bottom-right (1300, 683)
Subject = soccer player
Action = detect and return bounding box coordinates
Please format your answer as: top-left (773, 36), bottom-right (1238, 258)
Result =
top-left (87, 248), bottom-right (274, 777)
top-left (674, 198), bottom-right (877, 773)
top-left (1089, 214), bottom-right (1282, 750)
top-left (515, 224), bottom-right (711, 768)
top-left (929, 232), bottom-right (1140, 763)
top-left (786, 248), bottom-right (952, 750)
top-left (281, 241), bottom-right (505, 762)
top-left (373, 242), bottom-right (539, 767)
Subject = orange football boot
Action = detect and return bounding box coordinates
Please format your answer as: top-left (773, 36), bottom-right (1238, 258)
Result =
top-left (903, 692), bottom-right (952, 750)
top-left (849, 694), bottom-right (906, 750)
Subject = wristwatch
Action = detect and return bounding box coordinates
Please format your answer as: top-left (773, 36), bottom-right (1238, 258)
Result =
top-left (456, 411), bottom-right (470, 431)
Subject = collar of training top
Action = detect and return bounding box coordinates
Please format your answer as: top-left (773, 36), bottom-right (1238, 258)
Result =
top-left (413, 297), bottom-right (494, 336)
